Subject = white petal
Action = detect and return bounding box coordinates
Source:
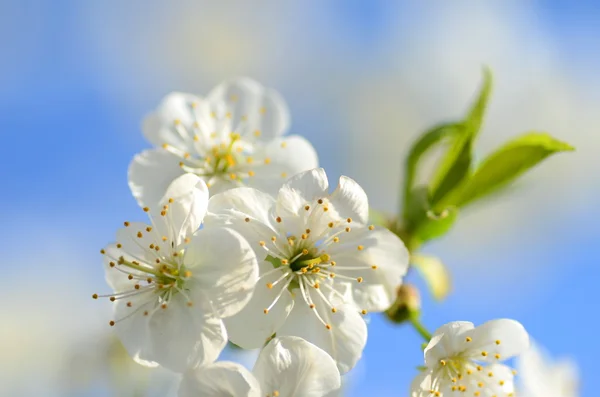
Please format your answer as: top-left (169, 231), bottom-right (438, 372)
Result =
top-left (179, 361), bottom-right (261, 397)
top-left (326, 227), bottom-right (410, 311)
top-left (410, 370), bottom-right (435, 397)
top-left (518, 343), bottom-right (579, 397)
top-left (350, 284), bottom-right (392, 313)
top-left (206, 177), bottom-right (243, 195)
top-left (424, 321), bottom-right (475, 367)
top-left (277, 303), bottom-right (367, 374)
top-left (464, 363), bottom-right (515, 396)
top-left (462, 319), bottom-right (530, 362)
top-left (184, 227), bottom-right (259, 318)
top-left (253, 336), bottom-right (341, 397)
top-left (207, 187), bottom-right (276, 227)
top-left (207, 77), bottom-right (290, 141)
top-left (145, 293), bottom-right (227, 373)
top-left (246, 136), bottom-right (319, 196)
top-left (206, 187), bottom-right (279, 259)
top-left (112, 293), bottom-right (157, 368)
top-left (154, 173), bottom-right (209, 246)
top-left (277, 168), bottom-right (329, 216)
top-left (328, 176), bottom-right (369, 225)
top-left (143, 92), bottom-right (204, 150)
top-left (517, 343), bottom-right (547, 396)
top-left (128, 149), bottom-right (185, 208)
top-left (224, 263), bottom-right (294, 349)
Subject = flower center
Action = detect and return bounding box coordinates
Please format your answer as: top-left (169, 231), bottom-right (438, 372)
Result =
top-left (288, 251), bottom-right (326, 272)
top-left (170, 133), bottom-right (245, 180)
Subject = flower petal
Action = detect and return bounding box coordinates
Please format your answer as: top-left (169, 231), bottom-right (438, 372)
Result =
top-left (128, 149), bottom-right (185, 208)
top-left (326, 227), bottom-right (409, 312)
top-left (206, 187), bottom-right (279, 259)
top-left (517, 343), bottom-right (579, 397)
top-left (179, 361), bottom-right (261, 397)
top-left (253, 336), bottom-right (341, 397)
top-left (277, 168), bottom-right (329, 217)
top-left (207, 77), bottom-right (290, 141)
top-left (464, 363), bottom-right (515, 396)
top-left (246, 135), bottom-right (319, 196)
top-left (350, 284), bottom-right (392, 313)
top-left (462, 319), bottom-right (530, 363)
top-left (424, 321), bottom-right (475, 367)
top-left (184, 227), bottom-right (259, 318)
top-left (154, 173), bottom-right (209, 246)
top-left (223, 262), bottom-right (294, 349)
top-left (207, 187), bottom-right (276, 227)
top-left (328, 176), bottom-right (369, 225)
top-left (410, 370), bottom-right (435, 397)
top-left (112, 293), bottom-right (157, 368)
top-left (143, 92), bottom-right (204, 150)
top-left (145, 293), bottom-right (227, 373)
top-left (276, 303), bottom-right (367, 374)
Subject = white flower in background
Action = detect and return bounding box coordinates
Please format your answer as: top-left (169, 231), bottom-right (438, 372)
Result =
top-left (95, 174), bottom-right (259, 373)
top-left (411, 319), bottom-right (529, 397)
top-left (517, 342), bottom-right (579, 397)
top-left (206, 168), bottom-right (410, 372)
top-left (129, 77), bottom-right (318, 208)
top-left (179, 336), bottom-right (341, 397)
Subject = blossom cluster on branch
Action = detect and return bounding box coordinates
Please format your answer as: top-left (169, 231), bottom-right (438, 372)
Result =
top-left (95, 77), bottom-right (578, 396)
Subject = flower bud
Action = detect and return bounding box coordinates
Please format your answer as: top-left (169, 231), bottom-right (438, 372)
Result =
top-left (385, 284), bottom-right (421, 324)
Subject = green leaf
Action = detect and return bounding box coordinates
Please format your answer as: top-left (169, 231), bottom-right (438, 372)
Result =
top-left (465, 66), bottom-right (493, 137)
top-left (411, 254), bottom-right (452, 301)
top-left (265, 255), bottom-right (282, 268)
top-left (414, 206), bottom-right (459, 243)
top-left (402, 123), bottom-right (461, 222)
top-left (429, 68), bottom-right (493, 206)
top-left (447, 132), bottom-right (574, 207)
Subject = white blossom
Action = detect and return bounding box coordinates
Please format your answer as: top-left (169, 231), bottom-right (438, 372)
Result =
top-left (517, 342), bottom-right (579, 397)
top-left (411, 319), bottom-right (529, 397)
top-left (178, 336), bottom-right (341, 397)
top-left (205, 168), bottom-right (409, 372)
top-left (129, 77), bottom-right (318, 208)
top-left (95, 174), bottom-right (259, 373)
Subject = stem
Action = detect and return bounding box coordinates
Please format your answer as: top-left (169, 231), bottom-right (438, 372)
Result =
top-left (409, 315), bottom-right (432, 341)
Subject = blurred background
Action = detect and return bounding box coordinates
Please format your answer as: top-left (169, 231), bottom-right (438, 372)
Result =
top-left (0, 0), bottom-right (597, 395)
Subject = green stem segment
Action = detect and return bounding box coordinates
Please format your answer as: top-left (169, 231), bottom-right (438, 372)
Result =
top-left (409, 315), bottom-right (432, 342)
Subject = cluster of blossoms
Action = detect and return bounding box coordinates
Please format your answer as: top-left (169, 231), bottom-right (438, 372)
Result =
top-left (95, 78), bottom-right (572, 396)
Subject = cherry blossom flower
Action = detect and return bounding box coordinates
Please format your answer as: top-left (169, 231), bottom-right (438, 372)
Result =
top-left (95, 174), bottom-right (258, 372)
top-left (205, 168), bottom-right (409, 372)
top-left (129, 77), bottom-right (318, 208)
top-left (411, 319), bottom-right (529, 397)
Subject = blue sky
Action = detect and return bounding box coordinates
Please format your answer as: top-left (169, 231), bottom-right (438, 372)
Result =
top-left (0, 1), bottom-right (597, 395)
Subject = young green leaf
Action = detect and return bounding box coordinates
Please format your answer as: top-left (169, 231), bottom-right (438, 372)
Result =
top-left (447, 132), bottom-right (574, 207)
top-left (429, 67), bottom-right (493, 205)
top-left (413, 206), bottom-right (459, 244)
top-left (402, 123), bottom-right (461, 222)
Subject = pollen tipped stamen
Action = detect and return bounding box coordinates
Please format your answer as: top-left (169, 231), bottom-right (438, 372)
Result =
top-left (298, 278), bottom-right (329, 327)
top-left (94, 284), bottom-right (154, 300)
top-left (264, 275), bottom-right (293, 314)
top-left (257, 241), bottom-right (287, 261)
top-left (311, 282), bottom-right (338, 313)
top-left (266, 269), bottom-right (292, 289)
top-left (258, 266), bottom-right (289, 282)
